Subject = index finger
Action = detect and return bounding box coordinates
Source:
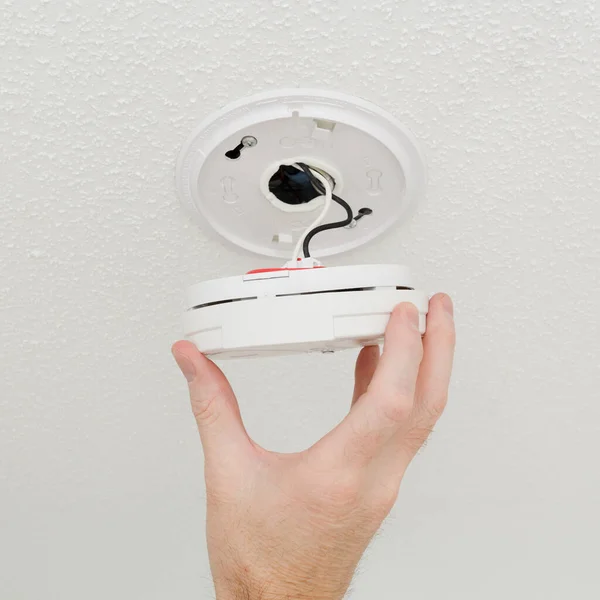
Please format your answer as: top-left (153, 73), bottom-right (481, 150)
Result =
top-left (316, 303), bottom-right (424, 465)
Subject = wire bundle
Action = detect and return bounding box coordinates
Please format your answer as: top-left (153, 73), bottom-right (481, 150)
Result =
top-left (292, 162), bottom-right (354, 261)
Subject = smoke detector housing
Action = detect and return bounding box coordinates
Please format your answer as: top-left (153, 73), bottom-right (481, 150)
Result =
top-left (175, 89), bottom-right (426, 258)
top-left (184, 264), bottom-right (428, 359)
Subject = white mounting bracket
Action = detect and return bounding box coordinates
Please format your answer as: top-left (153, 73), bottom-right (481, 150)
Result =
top-left (175, 89), bottom-right (426, 259)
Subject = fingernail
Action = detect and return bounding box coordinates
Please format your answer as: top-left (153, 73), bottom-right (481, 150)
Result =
top-left (173, 352), bottom-right (196, 382)
top-left (441, 294), bottom-right (454, 317)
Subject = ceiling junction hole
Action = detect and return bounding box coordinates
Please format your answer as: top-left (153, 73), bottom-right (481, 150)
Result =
top-left (268, 164), bottom-right (334, 206)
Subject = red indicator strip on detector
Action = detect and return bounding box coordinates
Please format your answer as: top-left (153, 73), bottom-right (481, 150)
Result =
top-left (246, 267), bottom-right (326, 275)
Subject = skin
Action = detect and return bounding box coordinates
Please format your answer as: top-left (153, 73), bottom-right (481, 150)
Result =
top-left (172, 294), bottom-right (456, 600)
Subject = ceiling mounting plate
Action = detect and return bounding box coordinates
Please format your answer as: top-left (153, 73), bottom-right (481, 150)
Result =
top-left (175, 89), bottom-right (426, 258)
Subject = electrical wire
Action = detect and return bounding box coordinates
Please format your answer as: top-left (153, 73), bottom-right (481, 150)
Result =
top-left (291, 165), bottom-right (333, 263)
top-left (296, 163), bottom-right (354, 258)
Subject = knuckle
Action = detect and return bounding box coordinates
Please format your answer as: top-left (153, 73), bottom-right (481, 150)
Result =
top-left (299, 462), bottom-right (397, 530)
top-left (306, 470), bottom-right (363, 514)
top-left (416, 390), bottom-right (449, 426)
top-left (191, 389), bottom-right (224, 426)
top-left (381, 394), bottom-right (413, 426)
top-left (368, 482), bottom-right (400, 519)
top-left (324, 473), bottom-right (362, 507)
top-left (427, 393), bottom-right (448, 422)
top-left (402, 426), bottom-right (434, 455)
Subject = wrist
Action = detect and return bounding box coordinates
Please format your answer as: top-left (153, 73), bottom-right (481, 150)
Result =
top-left (211, 542), bottom-right (358, 600)
top-left (217, 591), bottom-right (345, 600)
top-left (215, 577), bottom-right (348, 600)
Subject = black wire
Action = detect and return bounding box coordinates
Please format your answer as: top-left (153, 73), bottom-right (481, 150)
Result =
top-left (296, 163), bottom-right (354, 258)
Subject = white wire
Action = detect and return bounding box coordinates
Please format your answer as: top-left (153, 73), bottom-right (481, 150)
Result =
top-left (291, 165), bottom-right (333, 263)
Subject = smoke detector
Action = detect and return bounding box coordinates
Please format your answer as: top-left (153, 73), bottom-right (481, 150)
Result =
top-left (184, 264), bottom-right (427, 360)
top-left (176, 90), bottom-right (429, 359)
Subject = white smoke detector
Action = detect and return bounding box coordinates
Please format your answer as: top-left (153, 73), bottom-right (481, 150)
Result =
top-left (176, 90), bottom-right (429, 359)
top-left (175, 89), bottom-right (426, 258)
top-left (184, 264), bottom-right (428, 359)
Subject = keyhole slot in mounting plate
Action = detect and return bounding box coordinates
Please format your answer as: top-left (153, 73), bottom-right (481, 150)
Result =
top-left (225, 135), bottom-right (258, 160)
top-left (366, 169), bottom-right (383, 195)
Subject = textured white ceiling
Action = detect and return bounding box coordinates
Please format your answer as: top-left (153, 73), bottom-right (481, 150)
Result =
top-left (2, 1), bottom-right (599, 599)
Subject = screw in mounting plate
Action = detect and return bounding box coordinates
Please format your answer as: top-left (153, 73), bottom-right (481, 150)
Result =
top-left (346, 207), bottom-right (373, 229)
top-left (241, 136), bottom-right (258, 148)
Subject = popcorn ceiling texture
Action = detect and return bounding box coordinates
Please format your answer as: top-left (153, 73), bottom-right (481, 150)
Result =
top-left (1, 1), bottom-right (599, 598)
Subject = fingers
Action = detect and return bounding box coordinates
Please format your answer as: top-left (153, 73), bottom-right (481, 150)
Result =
top-left (352, 346), bottom-right (380, 406)
top-left (172, 341), bottom-right (252, 460)
top-left (411, 294), bottom-right (456, 435)
top-left (320, 304), bottom-right (424, 464)
top-left (368, 303), bottom-right (424, 404)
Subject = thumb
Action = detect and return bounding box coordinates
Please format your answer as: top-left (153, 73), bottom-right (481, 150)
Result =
top-left (172, 341), bottom-right (251, 460)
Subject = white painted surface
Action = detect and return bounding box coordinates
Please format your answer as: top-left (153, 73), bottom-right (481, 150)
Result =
top-left (1, 1), bottom-right (599, 599)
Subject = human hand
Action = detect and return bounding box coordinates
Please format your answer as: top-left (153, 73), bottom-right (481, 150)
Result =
top-left (172, 294), bottom-right (455, 600)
